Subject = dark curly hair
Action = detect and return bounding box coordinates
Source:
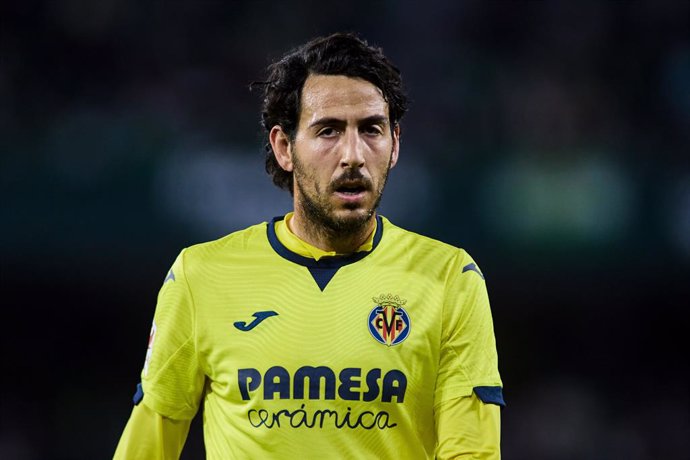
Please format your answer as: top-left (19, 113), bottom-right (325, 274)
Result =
top-left (252, 32), bottom-right (408, 193)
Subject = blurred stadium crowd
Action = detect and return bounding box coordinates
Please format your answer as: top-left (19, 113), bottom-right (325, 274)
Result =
top-left (1, 1), bottom-right (688, 459)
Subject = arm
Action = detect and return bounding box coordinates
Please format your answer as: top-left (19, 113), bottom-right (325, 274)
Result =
top-left (114, 250), bottom-right (205, 457)
top-left (435, 251), bottom-right (504, 458)
top-left (435, 393), bottom-right (501, 460)
top-left (114, 403), bottom-right (191, 460)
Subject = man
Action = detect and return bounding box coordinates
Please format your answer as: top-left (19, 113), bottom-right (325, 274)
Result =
top-left (115, 32), bottom-right (504, 459)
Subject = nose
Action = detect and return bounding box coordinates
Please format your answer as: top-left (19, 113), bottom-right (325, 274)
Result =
top-left (340, 129), bottom-right (365, 169)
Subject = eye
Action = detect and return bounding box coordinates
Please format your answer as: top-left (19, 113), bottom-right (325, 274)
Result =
top-left (317, 127), bottom-right (339, 138)
top-left (361, 125), bottom-right (384, 136)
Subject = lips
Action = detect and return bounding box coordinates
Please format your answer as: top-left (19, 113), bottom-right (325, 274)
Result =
top-left (335, 183), bottom-right (367, 195)
top-left (331, 177), bottom-right (371, 205)
top-left (331, 173), bottom-right (372, 192)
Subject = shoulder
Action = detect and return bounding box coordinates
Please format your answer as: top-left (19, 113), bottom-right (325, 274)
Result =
top-left (380, 216), bottom-right (475, 267)
top-left (178, 221), bottom-right (270, 269)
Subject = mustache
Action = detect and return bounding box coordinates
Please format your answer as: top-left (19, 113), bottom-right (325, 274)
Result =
top-left (329, 170), bottom-right (373, 191)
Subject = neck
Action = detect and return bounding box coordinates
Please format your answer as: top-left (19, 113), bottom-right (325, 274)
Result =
top-left (288, 210), bottom-right (377, 254)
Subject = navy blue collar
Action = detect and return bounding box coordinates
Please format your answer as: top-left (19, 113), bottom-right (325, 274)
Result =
top-left (266, 215), bottom-right (384, 291)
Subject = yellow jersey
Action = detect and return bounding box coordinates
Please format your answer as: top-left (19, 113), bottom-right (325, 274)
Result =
top-left (134, 214), bottom-right (503, 459)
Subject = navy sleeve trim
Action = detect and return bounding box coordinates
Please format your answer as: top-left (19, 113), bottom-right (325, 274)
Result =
top-left (473, 386), bottom-right (505, 407)
top-left (133, 382), bottom-right (144, 405)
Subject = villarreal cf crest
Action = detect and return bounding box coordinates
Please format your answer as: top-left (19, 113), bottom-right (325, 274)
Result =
top-left (368, 294), bottom-right (411, 346)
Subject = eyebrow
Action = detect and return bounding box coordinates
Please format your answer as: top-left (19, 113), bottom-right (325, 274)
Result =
top-left (307, 115), bottom-right (390, 129)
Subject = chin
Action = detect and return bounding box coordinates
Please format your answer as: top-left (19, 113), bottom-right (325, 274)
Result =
top-left (333, 208), bottom-right (375, 227)
top-left (336, 205), bottom-right (373, 219)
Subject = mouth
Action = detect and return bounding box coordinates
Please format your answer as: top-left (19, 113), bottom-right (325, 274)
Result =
top-left (335, 184), bottom-right (367, 195)
top-left (332, 180), bottom-right (370, 204)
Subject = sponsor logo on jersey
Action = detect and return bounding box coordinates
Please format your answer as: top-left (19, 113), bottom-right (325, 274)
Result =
top-left (234, 310), bottom-right (279, 331)
top-left (237, 365), bottom-right (407, 430)
top-left (368, 294), bottom-right (410, 346)
top-left (143, 321), bottom-right (156, 377)
top-left (238, 366), bottom-right (406, 402)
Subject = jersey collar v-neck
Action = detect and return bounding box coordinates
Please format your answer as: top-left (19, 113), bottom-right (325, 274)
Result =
top-left (266, 213), bottom-right (384, 291)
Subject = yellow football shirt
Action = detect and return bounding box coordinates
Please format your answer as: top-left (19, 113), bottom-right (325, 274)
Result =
top-left (137, 215), bottom-right (503, 459)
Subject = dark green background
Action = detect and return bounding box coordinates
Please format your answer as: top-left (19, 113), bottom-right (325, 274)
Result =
top-left (2, 1), bottom-right (688, 459)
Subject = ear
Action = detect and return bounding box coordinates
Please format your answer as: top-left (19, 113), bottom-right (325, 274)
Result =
top-left (269, 125), bottom-right (293, 172)
top-left (389, 124), bottom-right (400, 169)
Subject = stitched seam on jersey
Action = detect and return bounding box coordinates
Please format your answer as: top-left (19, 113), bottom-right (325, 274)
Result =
top-left (455, 251), bottom-right (475, 386)
top-left (436, 252), bottom-right (451, 399)
top-left (147, 335), bottom-right (196, 415)
top-left (143, 386), bottom-right (193, 420)
top-left (440, 251), bottom-right (472, 394)
top-left (180, 248), bottom-right (205, 379)
top-left (431, 391), bottom-right (474, 411)
top-left (157, 408), bottom-right (166, 456)
top-left (145, 249), bottom-right (200, 418)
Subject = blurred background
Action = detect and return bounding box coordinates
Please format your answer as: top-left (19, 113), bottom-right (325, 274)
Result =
top-left (1, 1), bottom-right (689, 459)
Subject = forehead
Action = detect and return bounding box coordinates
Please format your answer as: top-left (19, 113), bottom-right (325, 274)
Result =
top-left (299, 74), bottom-right (389, 124)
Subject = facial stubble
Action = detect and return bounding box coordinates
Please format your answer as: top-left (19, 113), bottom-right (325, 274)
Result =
top-left (292, 152), bottom-right (392, 243)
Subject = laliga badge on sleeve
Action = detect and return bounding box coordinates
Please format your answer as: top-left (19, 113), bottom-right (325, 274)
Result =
top-left (143, 321), bottom-right (157, 377)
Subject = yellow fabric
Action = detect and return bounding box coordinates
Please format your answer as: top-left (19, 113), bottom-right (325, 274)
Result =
top-left (435, 394), bottom-right (501, 459)
top-left (275, 211), bottom-right (374, 259)
top-left (113, 402), bottom-right (191, 459)
top-left (136, 251), bottom-right (205, 420)
top-left (116, 214), bottom-right (502, 458)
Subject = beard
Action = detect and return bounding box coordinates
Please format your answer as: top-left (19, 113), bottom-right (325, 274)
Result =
top-left (292, 154), bottom-right (391, 239)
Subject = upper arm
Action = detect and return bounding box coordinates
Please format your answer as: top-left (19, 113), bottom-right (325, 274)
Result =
top-left (435, 251), bottom-right (503, 403)
top-left (434, 251), bottom-right (504, 457)
top-left (140, 250), bottom-right (206, 419)
top-left (115, 250), bottom-right (205, 458)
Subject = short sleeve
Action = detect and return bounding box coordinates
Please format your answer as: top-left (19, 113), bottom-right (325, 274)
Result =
top-left (139, 249), bottom-right (206, 420)
top-left (435, 250), bottom-right (503, 406)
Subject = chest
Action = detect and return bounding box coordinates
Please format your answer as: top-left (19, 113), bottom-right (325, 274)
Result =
top-left (192, 257), bottom-right (446, 407)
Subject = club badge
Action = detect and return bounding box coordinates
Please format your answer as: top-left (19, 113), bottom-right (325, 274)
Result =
top-left (368, 294), bottom-right (410, 346)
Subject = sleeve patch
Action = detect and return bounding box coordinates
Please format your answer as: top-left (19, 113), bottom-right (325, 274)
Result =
top-left (133, 383), bottom-right (144, 405)
top-left (473, 386), bottom-right (505, 407)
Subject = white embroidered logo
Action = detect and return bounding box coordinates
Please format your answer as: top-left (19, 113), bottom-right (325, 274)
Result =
top-left (143, 321), bottom-right (157, 377)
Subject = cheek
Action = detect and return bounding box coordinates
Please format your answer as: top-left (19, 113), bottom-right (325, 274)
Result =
top-left (367, 139), bottom-right (394, 161)
top-left (371, 152), bottom-right (394, 173)
top-left (294, 158), bottom-right (332, 190)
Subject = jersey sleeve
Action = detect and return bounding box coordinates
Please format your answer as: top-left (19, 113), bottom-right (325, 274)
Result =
top-left (434, 393), bottom-right (501, 459)
top-left (113, 402), bottom-right (192, 460)
top-left (435, 250), bottom-right (503, 405)
top-left (139, 249), bottom-right (206, 420)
